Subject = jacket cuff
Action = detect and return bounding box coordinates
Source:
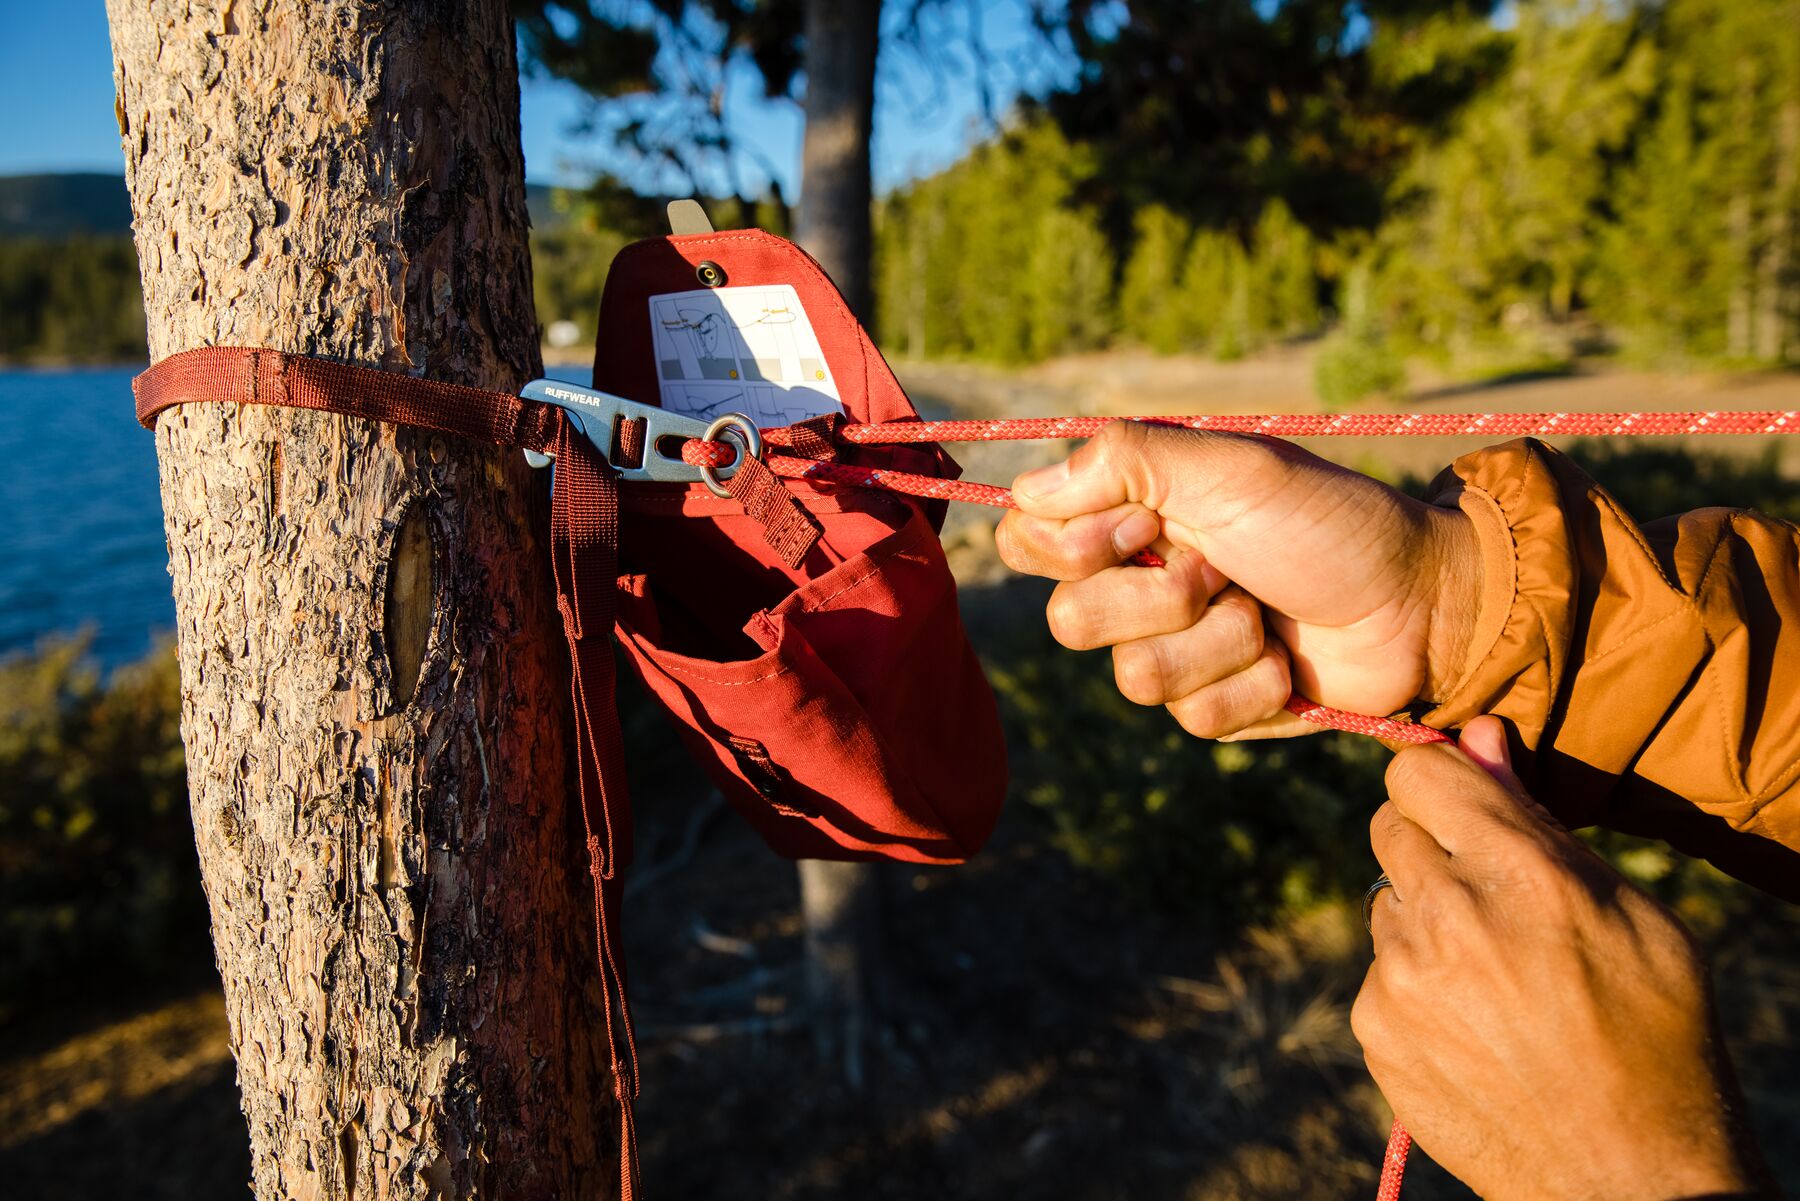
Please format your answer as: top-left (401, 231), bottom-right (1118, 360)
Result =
top-left (1419, 439), bottom-right (1575, 751)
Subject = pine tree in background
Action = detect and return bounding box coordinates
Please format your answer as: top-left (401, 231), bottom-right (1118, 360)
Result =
top-left (1595, 63), bottom-right (1725, 361)
top-left (1118, 206), bottom-right (1194, 353)
top-left (1369, 0), bottom-right (1654, 355)
top-left (1027, 206), bottom-right (1116, 359)
top-left (871, 121), bottom-right (1106, 363)
top-left (1593, 0), bottom-right (1799, 364)
top-left (1250, 200), bottom-right (1321, 340)
top-left (1181, 230), bottom-right (1252, 359)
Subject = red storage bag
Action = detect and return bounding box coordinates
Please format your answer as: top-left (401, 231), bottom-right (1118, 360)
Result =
top-left (594, 229), bottom-right (1005, 864)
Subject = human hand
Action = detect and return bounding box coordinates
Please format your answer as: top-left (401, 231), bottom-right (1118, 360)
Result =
top-left (1356, 717), bottom-right (1769, 1201)
top-left (995, 423), bottom-right (1481, 739)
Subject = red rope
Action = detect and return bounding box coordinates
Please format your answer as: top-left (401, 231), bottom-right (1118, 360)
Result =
top-left (764, 408), bottom-right (1800, 444)
top-left (678, 412), bottom-right (1648, 749)
top-left (1378, 1120), bottom-right (1414, 1201)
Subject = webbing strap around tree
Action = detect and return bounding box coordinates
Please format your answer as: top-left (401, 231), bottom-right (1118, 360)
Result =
top-left (135, 346), bottom-right (641, 1198)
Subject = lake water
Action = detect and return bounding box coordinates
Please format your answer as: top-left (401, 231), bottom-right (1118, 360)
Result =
top-left (0, 363), bottom-right (600, 670)
top-left (0, 365), bottom-right (171, 667)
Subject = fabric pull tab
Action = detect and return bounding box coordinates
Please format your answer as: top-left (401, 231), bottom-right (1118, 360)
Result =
top-left (725, 454), bottom-right (822, 568)
top-left (784, 412), bottom-right (846, 461)
top-left (727, 734), bottom-right (818, 817)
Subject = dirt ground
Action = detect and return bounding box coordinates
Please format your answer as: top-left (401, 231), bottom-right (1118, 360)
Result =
top-left (6, 349), bottom-right (1800, 1200)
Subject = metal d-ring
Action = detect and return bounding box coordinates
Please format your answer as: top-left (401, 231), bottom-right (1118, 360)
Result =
top-left (699, 413), bottom-right (763, 498)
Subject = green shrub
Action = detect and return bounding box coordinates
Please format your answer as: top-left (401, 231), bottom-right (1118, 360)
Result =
top-left (983, 609), bottom-right (1390, 931)
top-left (1118, 206), bottom-right (1194, 354)
top-left (0, 637), bottom-right (204, 1021)
top-left (1312, 330), bottom-right (1406, 407)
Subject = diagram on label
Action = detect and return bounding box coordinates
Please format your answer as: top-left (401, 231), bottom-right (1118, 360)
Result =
top-left (648, 284), bottom-right (846, 427)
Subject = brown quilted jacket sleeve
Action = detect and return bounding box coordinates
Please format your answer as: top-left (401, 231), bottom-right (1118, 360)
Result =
top-left (1422, 438), bottom-right (1800, 901)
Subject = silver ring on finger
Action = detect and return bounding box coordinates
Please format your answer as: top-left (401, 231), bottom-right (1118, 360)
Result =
top-left (1363, 874), bottom-right (1395, 934)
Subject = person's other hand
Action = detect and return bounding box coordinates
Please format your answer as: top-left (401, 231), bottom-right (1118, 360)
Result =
top-left (995, 423), bottom-right (1481, 739)
top-left (1356, 716), bottom-right (1769, 1200)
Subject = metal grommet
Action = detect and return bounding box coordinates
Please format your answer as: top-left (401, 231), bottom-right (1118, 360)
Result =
top-left (699, 413), bottom-right (762, 498)
top-left (696, 260), bottom-right (727, 288)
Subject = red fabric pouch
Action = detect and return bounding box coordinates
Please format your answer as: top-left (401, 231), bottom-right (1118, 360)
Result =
top-left (594, 229), bottom-right (1005, 864)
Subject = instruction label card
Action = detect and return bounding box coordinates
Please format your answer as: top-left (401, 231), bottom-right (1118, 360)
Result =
top-left (648, 284), bottom-right (846, 427)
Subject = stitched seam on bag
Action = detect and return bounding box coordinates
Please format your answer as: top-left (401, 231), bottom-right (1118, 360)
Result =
top-left (793, 522), bottom-right (930, 614)
top-left (620, 626), bottom-right (793, 686)
top-left (650, 233), bottom-right (866, 339)
top-left (654, 656), bottom-right (793, 686)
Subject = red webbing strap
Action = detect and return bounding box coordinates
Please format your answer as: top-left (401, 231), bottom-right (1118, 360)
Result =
top-left (137, 347), bottom-right (639, 1195)
top-left (725, 454), bottom-right (824, 568)
top-left (133, 345), bottom-right (561, 451)
top-left (549, 425), bottom-right (640, 1200)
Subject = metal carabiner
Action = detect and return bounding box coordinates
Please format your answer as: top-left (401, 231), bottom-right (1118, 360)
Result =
top-left (518, 377), bottom-right (757, 488)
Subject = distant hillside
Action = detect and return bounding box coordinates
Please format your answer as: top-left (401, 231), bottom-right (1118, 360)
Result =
top-left (0, 174), bottom-right (133, 239)
top-left (526, 183), bottom-right (567, 231)
top-left (0, 174), bottom-right (568, 240)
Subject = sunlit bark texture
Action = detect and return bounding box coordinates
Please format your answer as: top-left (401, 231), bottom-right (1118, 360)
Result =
top-left (105, 1), bottom-right (614, 1195)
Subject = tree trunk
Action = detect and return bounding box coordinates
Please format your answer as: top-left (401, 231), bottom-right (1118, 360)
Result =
top-left (797, 0), bottom-right (880, 326)
top-left (1759, 98), bottom-right (1798, 364)
top-left (1728, 197), bottom-right (1756, 359)
top-left (105, 2), bottom-right (613, 1197)
top-left (793, 0), bottom-right (886, 1092)
top-left (1728, 58), bottom-right (1760, 361)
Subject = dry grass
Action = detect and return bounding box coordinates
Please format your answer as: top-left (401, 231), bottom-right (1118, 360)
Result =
top-left (0, 991), bottom-right (231, 1150)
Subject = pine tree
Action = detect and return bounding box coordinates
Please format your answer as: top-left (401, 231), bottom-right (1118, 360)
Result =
top-left (1595, 63), bottom-right (1726, 360)
top-left (1372, 0), bottom-right (1654, 353)
top-left (1118, 206), bottom-right (1193, 353)
top-left (1249, 200), bottom-right (1319, 339)
top-left (1596, 0), bottom-right (1800, 363)
top-left (1181, 230), bottom-right (1252, 359)
top-left (1027, 206), bottom-right (1117, 359)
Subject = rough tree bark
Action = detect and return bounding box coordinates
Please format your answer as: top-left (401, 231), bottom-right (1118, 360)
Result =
top-left (793, 0), bottom-right (886, 1093)
top-left (105, 2), bottom-right (614, 1196)
top-left (796, 0), bottom-right (880, 322)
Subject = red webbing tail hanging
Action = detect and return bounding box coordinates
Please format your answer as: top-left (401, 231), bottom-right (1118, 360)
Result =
top-left (135, 348), bottom-right (643, 1197)
top-left (547, 424), bottom-right (640, 1200)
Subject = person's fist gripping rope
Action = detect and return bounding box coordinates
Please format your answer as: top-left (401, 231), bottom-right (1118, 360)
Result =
top-left (996, 422), bottom-right (1482, 739)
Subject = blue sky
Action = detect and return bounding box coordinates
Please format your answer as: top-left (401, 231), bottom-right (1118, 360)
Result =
top-left (0, 0), bottom-right (1084, 197)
